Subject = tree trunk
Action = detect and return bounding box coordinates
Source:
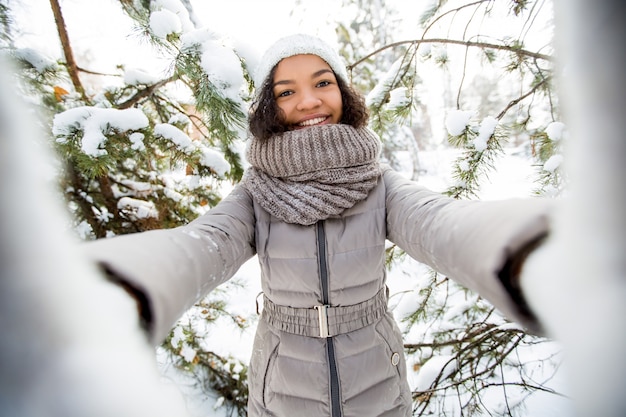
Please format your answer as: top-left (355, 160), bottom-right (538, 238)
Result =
top-left (48, 0), bottom-right (85, 99)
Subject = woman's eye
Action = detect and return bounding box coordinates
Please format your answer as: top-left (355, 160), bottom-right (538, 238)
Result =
top-left (276, 90), bottom-right (293, 98)
top-left (317, 80), bottom-right (331, 88)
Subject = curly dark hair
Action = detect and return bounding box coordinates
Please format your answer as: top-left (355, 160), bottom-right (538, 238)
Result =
top-left (248, 66), bottom-right (369, 140)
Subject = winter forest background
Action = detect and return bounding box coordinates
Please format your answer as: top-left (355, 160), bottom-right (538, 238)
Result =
top-left (0, 0), bottom-right (593, 415)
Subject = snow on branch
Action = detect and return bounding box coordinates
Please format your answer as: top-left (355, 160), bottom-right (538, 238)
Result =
top-left (53, 107), bottom-right (149, 157)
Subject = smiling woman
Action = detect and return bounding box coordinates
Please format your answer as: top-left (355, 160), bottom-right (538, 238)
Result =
top-left (80, 33), bottom-right (556, 417)
top-left (272, 54), bottom-right (344, 128)
top-left (4, 1), bottom-right (591, 416)
top-left (249, 34), bottom-right (369, 140)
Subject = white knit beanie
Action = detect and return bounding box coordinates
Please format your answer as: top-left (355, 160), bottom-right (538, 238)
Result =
top-left (253, 34), bottom-right (349, 91)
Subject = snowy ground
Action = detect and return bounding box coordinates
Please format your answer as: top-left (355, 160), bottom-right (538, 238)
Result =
top-left (163, 146), bottom-right (574, 416)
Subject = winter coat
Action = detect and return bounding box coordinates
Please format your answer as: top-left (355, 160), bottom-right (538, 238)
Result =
top-left (85, 166), bottom-right (552, 417)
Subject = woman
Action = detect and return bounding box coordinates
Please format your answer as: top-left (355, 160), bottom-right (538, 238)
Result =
top-left (87, 34), bottom-right (552, 417)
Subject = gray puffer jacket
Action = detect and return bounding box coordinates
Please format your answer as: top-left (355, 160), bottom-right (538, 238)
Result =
top-left (86, 167), bottom-right (552, 417)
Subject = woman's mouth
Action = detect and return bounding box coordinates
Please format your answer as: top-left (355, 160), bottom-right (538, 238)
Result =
top-left (297, 116), bottom-right (327, 127)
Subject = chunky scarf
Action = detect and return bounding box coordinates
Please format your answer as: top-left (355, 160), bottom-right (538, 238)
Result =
top-left (242, 124), bottom-right (381, 225)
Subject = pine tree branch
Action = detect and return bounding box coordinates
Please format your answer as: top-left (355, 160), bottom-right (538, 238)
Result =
top-left (97, 175), bottom-right (120, 228)
top-left (0, 3), bottom-right (12, 43)
top-left (478, 381), bottom-right (566, 397)
top-left (178, 0), bottom-right (202, 29)
top-left (496, 76), bottom-right (550, 120)
top-left (421, 0), bottom-right (491, 40)
top-left (76, 66), bottom-right (119, 77)
top-left (66, 163), bottom-right (108, 238)
top-left (404, 323), bottom-right (524, 351)
top-left (348, 38), bottom-right (552, 71)
top-left (48, 0), bottom-right (85, 99)
top-left (118, 75), bottom-right (178, 109)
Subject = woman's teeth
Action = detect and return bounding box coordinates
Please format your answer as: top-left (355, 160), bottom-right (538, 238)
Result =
top-left (298, 116), bottom-right (326, 127)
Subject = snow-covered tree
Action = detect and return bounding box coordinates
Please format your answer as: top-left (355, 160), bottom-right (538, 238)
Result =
top-left (333, 0), bottom-right (422, 179)
top-left (5, 0), bottom-right (253, 414)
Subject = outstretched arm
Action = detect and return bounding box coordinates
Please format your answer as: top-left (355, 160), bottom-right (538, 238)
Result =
top-left (83, 185), bottom-right (256, 345)
top-left (384, 167), bottom-right (554, 333)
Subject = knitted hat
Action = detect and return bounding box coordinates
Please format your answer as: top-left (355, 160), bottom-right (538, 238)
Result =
top-left (253, 34), bottom-right (349, 91)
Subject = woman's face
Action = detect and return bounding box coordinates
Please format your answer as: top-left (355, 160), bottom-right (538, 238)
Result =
top-left (272, 54), bottom-right (343, 130)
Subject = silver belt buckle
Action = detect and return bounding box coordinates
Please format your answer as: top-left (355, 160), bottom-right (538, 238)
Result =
top-left (314, 305), bottom-right (330, 338)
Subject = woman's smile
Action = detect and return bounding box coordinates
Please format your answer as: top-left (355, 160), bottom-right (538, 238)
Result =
top-left (296, 115), bottom-right (330, 128)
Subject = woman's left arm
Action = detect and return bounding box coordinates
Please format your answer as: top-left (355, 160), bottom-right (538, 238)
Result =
top-left (384, 168), bottom-right (554, 334)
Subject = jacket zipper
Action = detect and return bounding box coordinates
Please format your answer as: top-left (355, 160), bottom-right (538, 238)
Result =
top-left (317, 221), bottom-right (342, 417)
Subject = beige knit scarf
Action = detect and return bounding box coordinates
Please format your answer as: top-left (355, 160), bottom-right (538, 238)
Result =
top-left (242, 124), bottom-right (381, 225)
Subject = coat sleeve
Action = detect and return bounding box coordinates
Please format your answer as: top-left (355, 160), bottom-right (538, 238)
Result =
top-left (384, 168), bottom-right (553, 334)
top-left (82, 184), bottom-right (256, 345)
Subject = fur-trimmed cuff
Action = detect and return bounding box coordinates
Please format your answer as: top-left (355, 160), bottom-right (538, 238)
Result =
top-left (101, 263), bottom-right (153, 337)
top-left (498, 232), bottom-right (548, 334)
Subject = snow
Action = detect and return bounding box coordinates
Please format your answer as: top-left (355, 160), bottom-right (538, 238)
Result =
top-left (474, 116), bottom-right (498, 151)
top-left (170, 326), bottom-right (186, 348)
top-left (181, 28), bottom-right (220, 48)
top-left (150, 9), bottom-right (183, 39)
top-left (153, 0), bottom-right (195, 33)
top-left (155, 123), bottom-right (195, 152)
top-left (442, 297), bottom-right (478, 321)
top-left (124, 68), bottom-right (160, 86)
top-left (119, 179), bottom-right (153, 194)
top-left (169, 113), bottom-right (191, 125)
top-left (199, 40), bottom-right (246, 102)
top-left (153, 123), bottom-right (231, 176)
top-left (414, 355), bottom-right (458, 392)
top-left (543, 154), bottom-right (564, 172)
top-left (198, 149), bottom-right (231, 177)
top-left (366, 58), bottom-right (403, 108)
top-left (164, 187), bottom-right (184, 202)
top-left (180, 343), bottom-right (197, 363)
top-left (387, 87), bottom-right (410, 109)
top-left (418, 43), bottom-right (432, 57)
top-left (14, 47), bottom-right (57, 73)
top-left (179, 28), bottom-right (248, 103)
top-left (445, 109), bottom-right (474, 136)
top-left (117, 196), bottom-right (159, 220)
top-left (545, 121), bottom-right (566, 141)
top-left (53, 107), bottom-right (149, 157)
top-left (129, 132), bottom-right (146, 151)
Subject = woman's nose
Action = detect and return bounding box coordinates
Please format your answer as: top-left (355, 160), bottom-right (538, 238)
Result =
top-left (296, 90), bottom-right (322, 111)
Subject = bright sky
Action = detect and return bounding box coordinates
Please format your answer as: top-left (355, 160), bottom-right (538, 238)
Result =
top-left (11, 1), bottom-right (322, 64)
top-left (11, 0), bottom-right (425, 73)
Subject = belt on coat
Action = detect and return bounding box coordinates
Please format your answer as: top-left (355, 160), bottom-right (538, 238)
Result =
top-left (262, 287), bottom-right (389, 338)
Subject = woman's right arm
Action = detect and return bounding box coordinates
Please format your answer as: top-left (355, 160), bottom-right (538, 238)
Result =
top-left (82, 184), bottom-right (256, 345)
